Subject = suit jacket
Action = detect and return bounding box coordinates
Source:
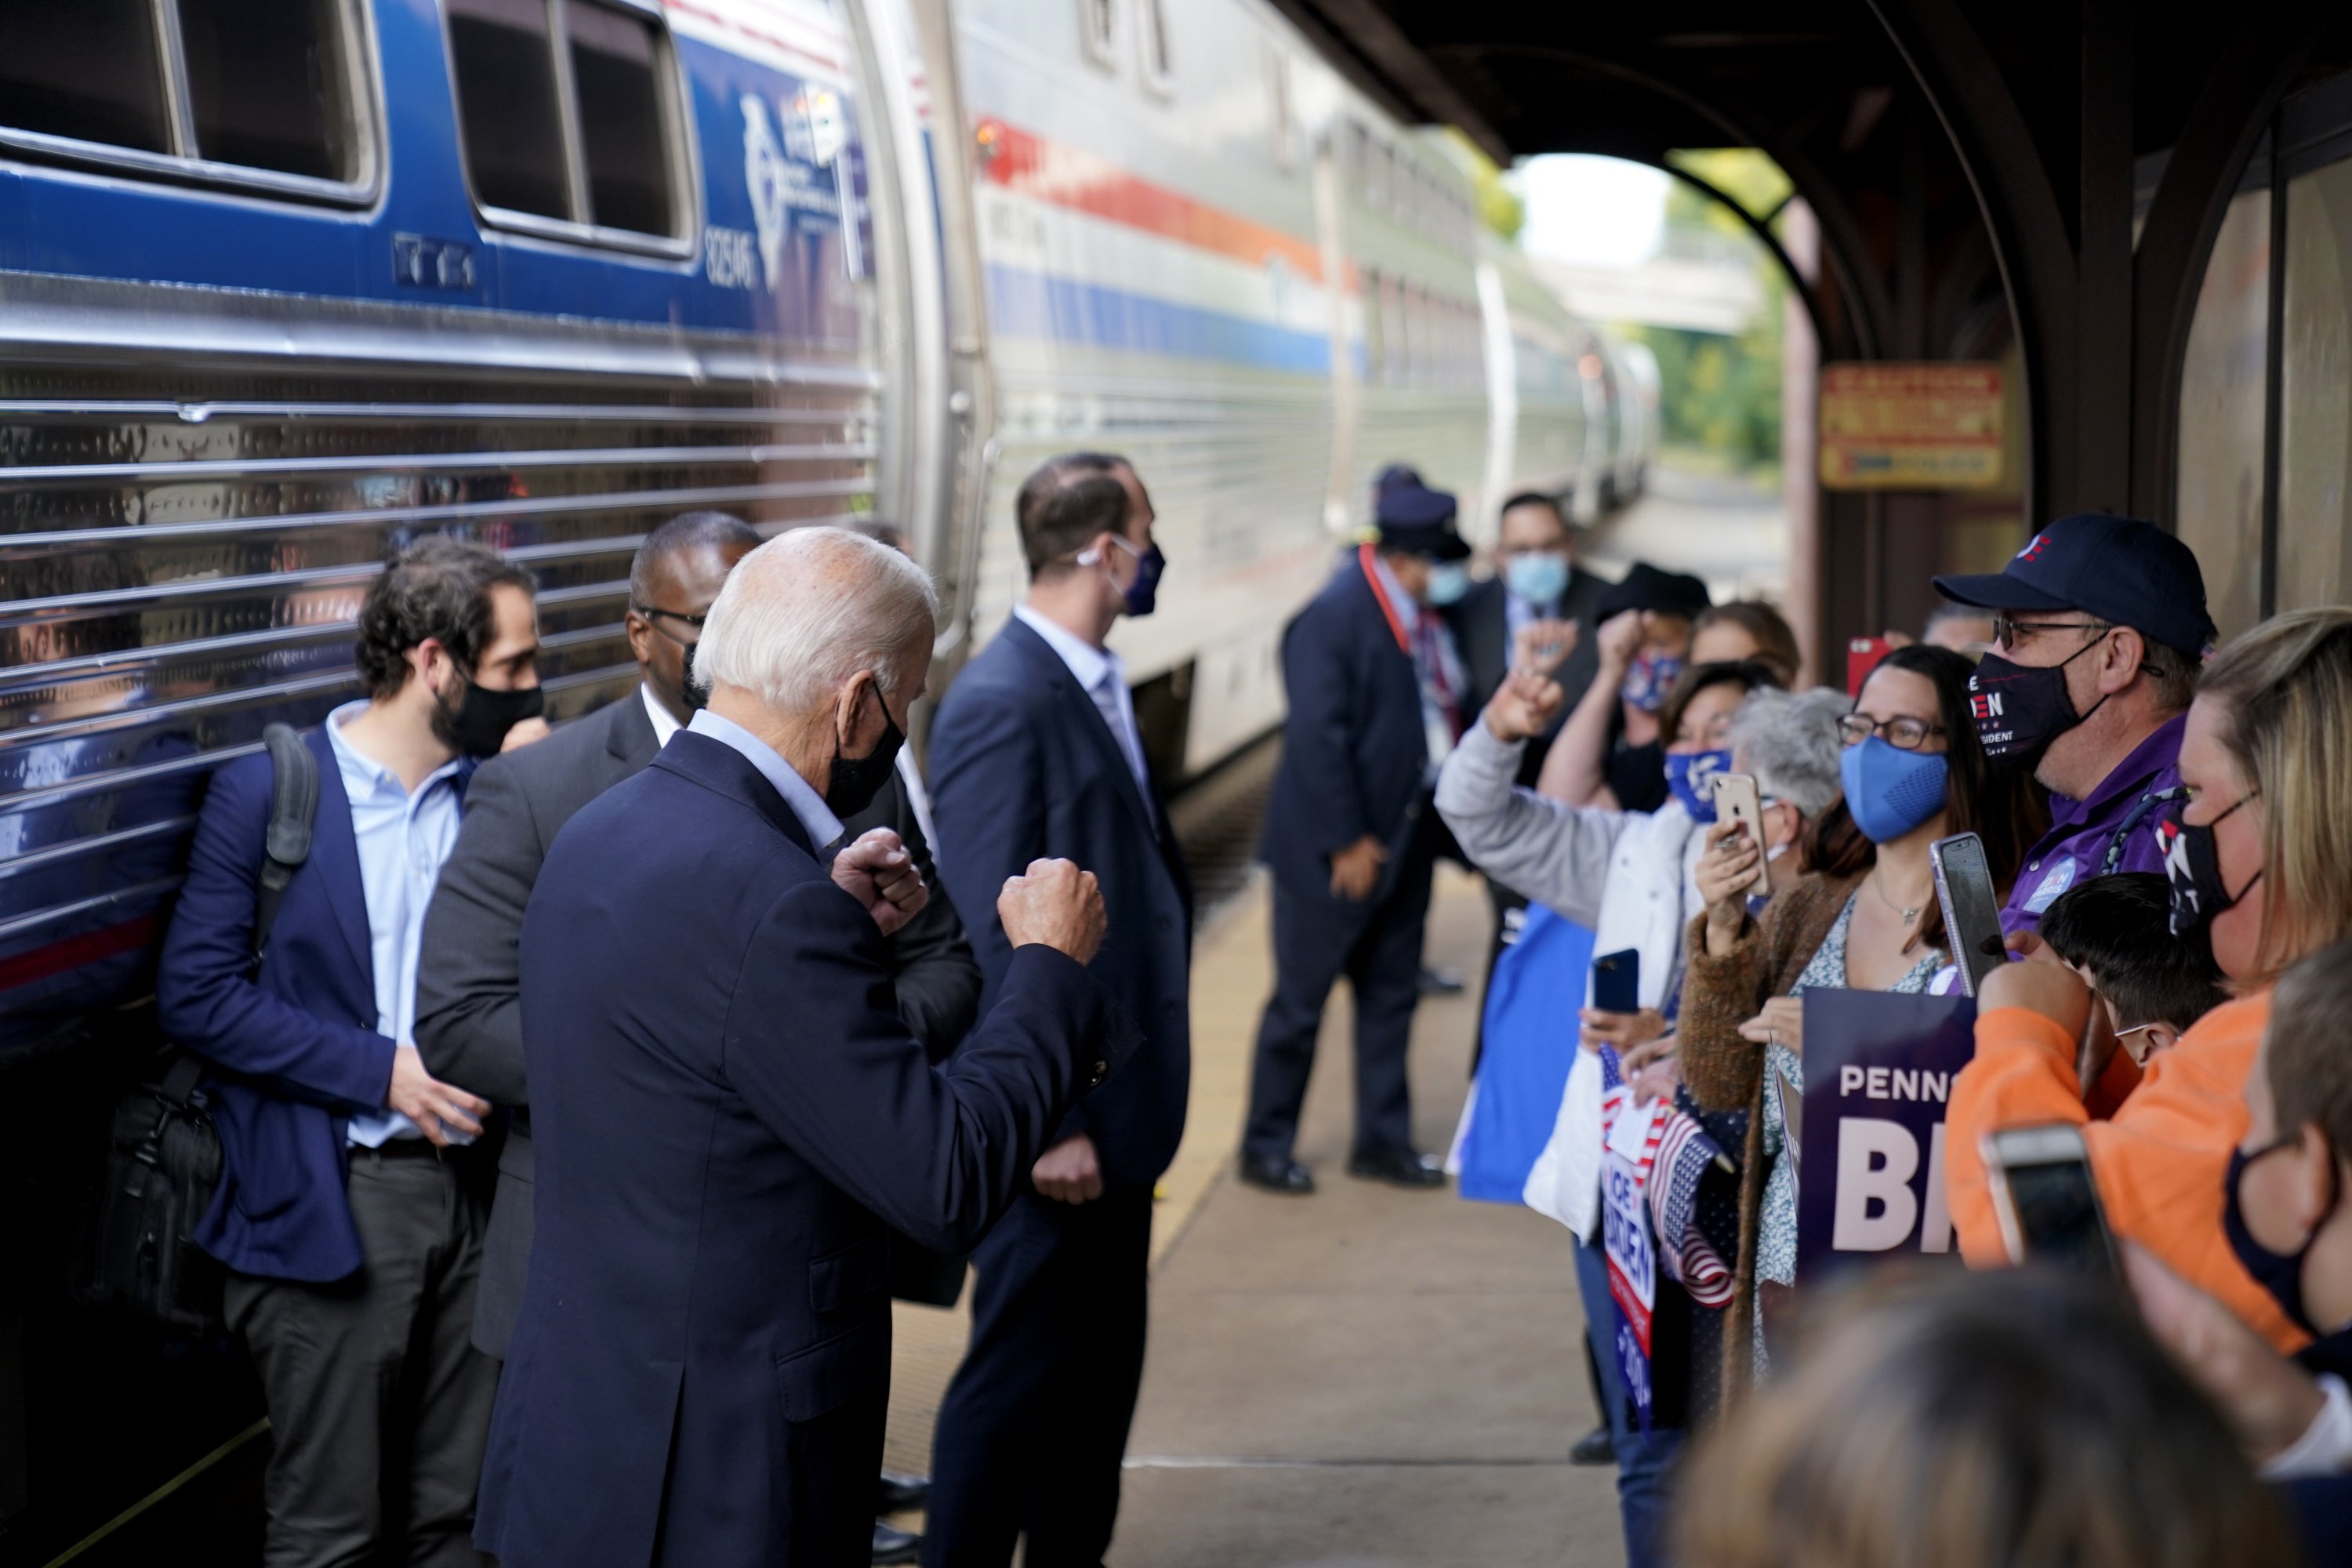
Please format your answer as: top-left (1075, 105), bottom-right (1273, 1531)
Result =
top-left (156, 728), bottom-right (470, 1282)
top-left (473, 732), bottom-right (1129, 1568)
top-left (1443, 565), bottom-right (1613, 786)
top-left (1258, 556), bottom-right (1429, 905)
top-left (927, 616), bottom-right (1193, 1189)
top-left (416, 688), bottom-right (978, 1355)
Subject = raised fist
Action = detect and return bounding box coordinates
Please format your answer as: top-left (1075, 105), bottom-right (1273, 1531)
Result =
top-left (999, 858), bottom-right (1108, 966)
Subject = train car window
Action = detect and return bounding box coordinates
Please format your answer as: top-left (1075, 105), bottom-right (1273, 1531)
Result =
top-left (1266, 45), bottom-right (1295, 172)
top-left (567, 0), bottom-right (670, 234)
top-left (1137, 0), bottom-right (1174, 92)
top-left (1363, 266), bottom-right (1385, 382)
top-left (448, 0), bottom-right (571, 220)
top-left (1079, 0), bottom-right (1116, 71)
top-left (178, 0), bottom-right (353, 179)
top-left (0, 3), bottom-right (173, 154)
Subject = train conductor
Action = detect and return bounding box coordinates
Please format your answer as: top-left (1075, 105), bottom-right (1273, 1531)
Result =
top-left (1241, 468), bottom-right (1470, 1194)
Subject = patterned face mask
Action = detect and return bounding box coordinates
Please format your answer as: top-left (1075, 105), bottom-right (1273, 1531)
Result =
top-left (1622, 651), bottom-right (1684, 714)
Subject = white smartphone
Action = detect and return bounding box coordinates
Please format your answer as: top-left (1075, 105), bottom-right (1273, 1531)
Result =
top-left (1980, 1123), bottom-right (2117, 1278)
top-left (1711, 771), bottom-right (1771, 898)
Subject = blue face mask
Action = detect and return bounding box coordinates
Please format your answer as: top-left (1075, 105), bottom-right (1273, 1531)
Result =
top-left (1086, 535), bottom-right (1167, 617)
top-left (1622, 651), bottom-right (1684, 714)
top-left (1838, 735), bottom-right (1950, 844)
top-left (1504, 552), bottom-right (1569, 606)
top-left (1665, 748), bottom-right (1732, 822)
top-left (1426, 561), bottom-right (1470, 606)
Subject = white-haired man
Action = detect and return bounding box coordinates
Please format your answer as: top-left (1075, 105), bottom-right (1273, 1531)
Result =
top-left (471, 528), bottom-right (1134, 1568)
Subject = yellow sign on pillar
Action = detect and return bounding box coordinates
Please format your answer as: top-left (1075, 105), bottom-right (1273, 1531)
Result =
top-left (1819, 362), bottom-right (2004, 489)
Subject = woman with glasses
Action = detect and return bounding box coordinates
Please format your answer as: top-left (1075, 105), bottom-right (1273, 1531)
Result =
top-left (1676, 645), bottom-right (2046, 1388)
top-left (1948, 608), bottom-right (2352, 1359)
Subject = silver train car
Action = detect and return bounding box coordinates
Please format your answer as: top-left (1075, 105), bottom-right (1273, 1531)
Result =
top-left (0, 0), bottom-right (1650, 1054)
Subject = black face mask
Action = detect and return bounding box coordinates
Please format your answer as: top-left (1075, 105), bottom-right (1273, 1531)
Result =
top-left (434, 675), bottom-right (544, 759)
top-left (2223, 1137), bottom-right (2339, 1338)
top-left (1968, 637), bottom-right (2107, 769)
top-left (2159, 793), bottom-right (2260, 938)
top-left (826, 684), bottom-right (905, 818)
top-left (674, 638), bottom-right (706, 714)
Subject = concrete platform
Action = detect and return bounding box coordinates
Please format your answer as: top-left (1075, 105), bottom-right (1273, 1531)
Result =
top-left (884, 866), bottom-right (1625, 1566)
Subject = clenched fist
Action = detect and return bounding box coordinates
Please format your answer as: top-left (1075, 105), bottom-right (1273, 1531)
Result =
top-left (1483, 668), bottom-right (1565, 742)
top-left (999, 858), bottom-right (1107, 966)
top-left (831, 827), bottom-right (928, 935)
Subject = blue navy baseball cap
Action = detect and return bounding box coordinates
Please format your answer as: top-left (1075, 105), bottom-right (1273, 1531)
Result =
top-left (1933, 513), bottom-right (2216, 659)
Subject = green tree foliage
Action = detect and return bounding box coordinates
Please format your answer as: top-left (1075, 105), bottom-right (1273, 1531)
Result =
top-left (1642, 150), bottom-right (1791, 473)
top-left (1444, 128), bottom-right (1525, 243)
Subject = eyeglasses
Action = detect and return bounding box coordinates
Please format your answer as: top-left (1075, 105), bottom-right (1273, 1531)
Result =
top-left (1838, 712), bottom-right (1947, 751)
top-left (633, 604), bottom-right (706, 642)
top-left (1991, 613), bottom-right (2107, 648)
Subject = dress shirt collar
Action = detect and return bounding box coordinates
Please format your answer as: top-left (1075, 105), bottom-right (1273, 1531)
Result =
top-left (687, 708), bottom-right (844, 851)
top-left (1014, 603), bottom-right (1124, 691)
top-left (1366, 550), bottom-right (1422, 635)
top-left (324, 699), bottom-right (463, 804)
top-left (641, 681), bottom-right (682, 749)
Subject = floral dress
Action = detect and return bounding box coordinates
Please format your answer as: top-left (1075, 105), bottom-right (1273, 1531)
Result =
top-left (1751, 891), bottom-right (1943, 1370)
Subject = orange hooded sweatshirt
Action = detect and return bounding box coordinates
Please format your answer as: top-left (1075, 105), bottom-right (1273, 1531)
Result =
top-left (1945, 991), bottom-right (2308, 1355)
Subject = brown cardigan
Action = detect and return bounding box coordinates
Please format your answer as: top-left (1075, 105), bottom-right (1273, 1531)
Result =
top-left (1675, 869), bottom-right (1864, 1406)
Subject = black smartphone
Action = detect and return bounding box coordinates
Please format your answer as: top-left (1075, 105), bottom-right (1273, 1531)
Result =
top-left (1930, 831), bottom-right (2007, 996)
top-left (1981, 1124), bottom-right (2118, 1279)
top-left (1591, 948), bottom-right (1640, 1014)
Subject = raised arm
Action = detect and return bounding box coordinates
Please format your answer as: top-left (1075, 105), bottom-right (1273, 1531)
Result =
top-left (724, 866), bottom-right (1134, 1255)
top-left (1537, 608), bottom-right (1640, 806)
top-left (1435, 693), bottom-right (1625, 927)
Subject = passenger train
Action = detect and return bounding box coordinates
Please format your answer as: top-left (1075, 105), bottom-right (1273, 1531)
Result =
top-left (0, 0), bottom-right (1653, 1067)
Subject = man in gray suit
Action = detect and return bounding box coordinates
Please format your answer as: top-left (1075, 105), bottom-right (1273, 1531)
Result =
top-left (416, 511), bottom-right (971, 1565)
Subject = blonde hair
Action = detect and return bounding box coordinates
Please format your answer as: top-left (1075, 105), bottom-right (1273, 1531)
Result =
top-left (2196, 608), bottom-right (2352, 982)
top-left (1672, 1269), bottom-right (2295, 1568)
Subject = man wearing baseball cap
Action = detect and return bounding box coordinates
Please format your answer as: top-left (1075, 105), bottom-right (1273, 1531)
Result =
top-left (1933, 512), bottom-right (2216, 935)
top-left (1243, 467), bottom-right (1472, 1194)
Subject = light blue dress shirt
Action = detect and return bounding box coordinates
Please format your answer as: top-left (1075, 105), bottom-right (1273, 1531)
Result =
top-left (686, 708), bottom-right (845, 851)
top-left (1013, 604), bottom-right (1154, 820)
top-left (325, 701), bottom-right (466, 1147)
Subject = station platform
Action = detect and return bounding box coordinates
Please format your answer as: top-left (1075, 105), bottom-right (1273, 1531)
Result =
top-left (880, 865), bottom-right (1627, 1567)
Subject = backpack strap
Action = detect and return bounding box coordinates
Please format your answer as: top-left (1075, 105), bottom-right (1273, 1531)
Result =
top-left (252, 722), bottom-right (320, 971)
top-left (156, 1049), bottom-right (207, 1107)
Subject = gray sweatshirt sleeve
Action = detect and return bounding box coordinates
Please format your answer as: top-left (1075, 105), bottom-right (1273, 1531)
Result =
top-left (1434, 722), bottom-right (1625, 929)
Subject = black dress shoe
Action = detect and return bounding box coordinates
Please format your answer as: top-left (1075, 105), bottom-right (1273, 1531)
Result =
top-left (877, 1470), bottom-right (928, 1515)
top-left (1570, 1422), bottom-right (1617, 1466)
top-left (1237, 1152), bottom-right (1316, 1194)
top-left (1347, 1145), bottom-right (1446, 1189)
top-left (1418, 964), bottom-right (1467, 996)
top-left (873, 1522), bottom-right (921, 1565)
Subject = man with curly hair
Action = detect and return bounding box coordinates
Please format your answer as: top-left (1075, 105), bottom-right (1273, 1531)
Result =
top-left (158, 534), bottom-right (545, 1566)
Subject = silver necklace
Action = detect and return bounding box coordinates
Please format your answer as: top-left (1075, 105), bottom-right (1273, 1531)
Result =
top-left (1870, 868), bottom-right (1924, 924)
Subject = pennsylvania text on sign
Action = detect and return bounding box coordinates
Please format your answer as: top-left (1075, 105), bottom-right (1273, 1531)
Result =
top-left (1819, 362), bottom-right (2004, 490)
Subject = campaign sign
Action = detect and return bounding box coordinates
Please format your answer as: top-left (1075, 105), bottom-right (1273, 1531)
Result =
top-left (1795, 989), bottom-right (1977, 1278)
top-left (1601, 1083), bottom-right (1668, 1431)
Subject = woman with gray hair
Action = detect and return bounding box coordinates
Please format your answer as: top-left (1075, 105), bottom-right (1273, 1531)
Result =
top-left (1721, 686), bottom-right (1850, 891)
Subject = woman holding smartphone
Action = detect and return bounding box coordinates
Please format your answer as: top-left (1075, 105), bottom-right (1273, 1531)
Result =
top-left (1678, 645), bottom-right (2045, 1388)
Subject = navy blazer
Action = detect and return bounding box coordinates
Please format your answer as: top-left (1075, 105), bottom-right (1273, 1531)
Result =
top-left (156, 727), bottom-right (463, 1282)
top-left (1259, 554), bottom-right (1429, 901)
top-left (474, 732), bottom-right (1129, 1568)
top-left (928, 615), bottom-right (1192, 1189)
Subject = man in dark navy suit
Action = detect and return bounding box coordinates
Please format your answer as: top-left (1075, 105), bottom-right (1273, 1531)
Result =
top-left (417, 511), bottom-right (966, 1563)
top-left (922, 452), bottom-right (1191, 1568)
top-left (1240, 470), bottom-right (1472, 1195)
top-left (473, 527), bottom-right (1130, 1568)
top-left (159, 537), bottom-right (547, 1567)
